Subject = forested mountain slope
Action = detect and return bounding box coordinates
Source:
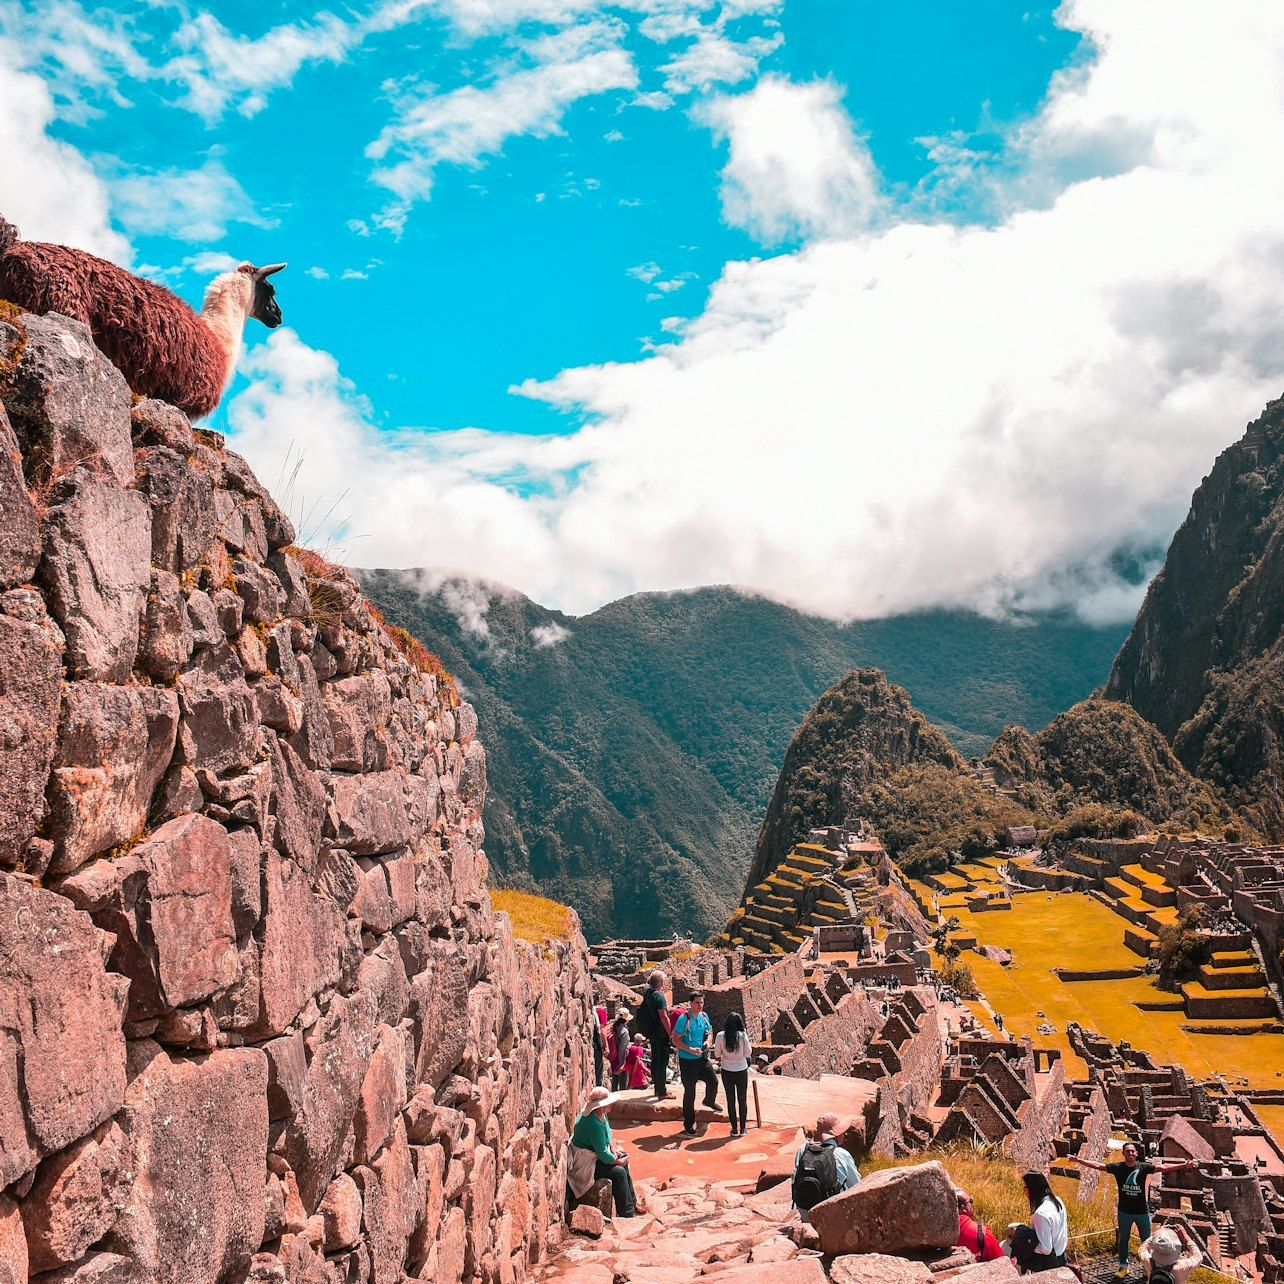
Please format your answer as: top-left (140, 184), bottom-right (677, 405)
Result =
top-left (359, 573), bottom-right (1125, 939)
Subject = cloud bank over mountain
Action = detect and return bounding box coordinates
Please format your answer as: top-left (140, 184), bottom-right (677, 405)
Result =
top-left (223, 2), bottom-right (1284, 622)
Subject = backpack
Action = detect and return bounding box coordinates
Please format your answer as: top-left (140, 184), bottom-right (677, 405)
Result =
top-left (792, 1141), bottom-right (841, 1211)
top-left (635, 988), bottom-right (662, 1038)
top-left (1148, 1269), bottom-right (1174, 1284)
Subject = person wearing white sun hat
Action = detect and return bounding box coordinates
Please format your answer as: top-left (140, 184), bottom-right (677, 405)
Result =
top-left (570, 1086), bottom-right (636, 1217)
top-left (1138, 1224), bottom-right (1202, 1284)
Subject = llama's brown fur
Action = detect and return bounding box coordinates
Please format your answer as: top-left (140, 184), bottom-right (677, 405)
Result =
top-left (0, 217), bottom-right (282, 420)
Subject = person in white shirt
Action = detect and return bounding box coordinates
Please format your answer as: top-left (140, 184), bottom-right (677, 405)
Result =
top-left (712, 1012), bottom-right (752, 1136)
top-left (1006, 1171), bottom-right (1068, 1272)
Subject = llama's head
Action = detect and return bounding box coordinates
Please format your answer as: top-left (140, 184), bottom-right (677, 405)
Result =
top-left (237, 262), bottom-right (287, 328)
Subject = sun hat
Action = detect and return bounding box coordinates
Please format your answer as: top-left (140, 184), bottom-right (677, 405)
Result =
top-left (814, 1113), bottom-right (851, 1141)
top-left (583, 1086), bottom-right (619, 1114)
top-left (1149, 1228), bottom-right (1182, 1268)
top-left (616, 1008), bottom-right (631, 1021)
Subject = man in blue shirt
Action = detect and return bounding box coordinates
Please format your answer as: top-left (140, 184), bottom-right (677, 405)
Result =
top-left (673, 992), bottom-right (720, 1136)
top-left (792, 1113), bottom-right (860, 1221)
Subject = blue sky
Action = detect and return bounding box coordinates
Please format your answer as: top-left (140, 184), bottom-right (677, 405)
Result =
top-left (4, 2), bottom-right (1284, 621)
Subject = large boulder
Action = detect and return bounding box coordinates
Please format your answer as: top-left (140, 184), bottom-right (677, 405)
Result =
top-left (110, 1043), bottom-right (268, 1284)
top-left (808, 1161), bottom-right (958, 1258)
top-left (0, 595), bottom-right (63, 867)
top-left (39, 468), bottom-right (150, 682)
top-left (0, 876), bottom-right (128, 1187)
top-left (46, 681), bottom-right (179, 875)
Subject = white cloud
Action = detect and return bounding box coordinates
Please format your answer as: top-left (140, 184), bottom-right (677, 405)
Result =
top-left (306, 266), bottom-right (330, 279)
top-left (165, 5), bottom-right (406, 121)
top-left (340, 268), bottom-right (370, 280)
top-left (110, 158), bottom-right (271, 243)
top-left (221, 2), bottom-right (1284, 628)
top-left (365, 19), bottom-right (637, 220)
top-left (531, 621), bottom-right (572, 647)
top-left (700, 76), bottom-right (882, 244)
top-left (659, 27), bottom-right (781, 95)
top-left (0, 38), bottom-right (128, 261)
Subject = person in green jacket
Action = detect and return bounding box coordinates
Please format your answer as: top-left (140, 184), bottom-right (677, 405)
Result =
top-left (571, 1086), bottom-right (637, 1217)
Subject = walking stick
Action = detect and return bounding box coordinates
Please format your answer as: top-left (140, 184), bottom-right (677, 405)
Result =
top-left (752, 1079), bottom-right (762, 1130)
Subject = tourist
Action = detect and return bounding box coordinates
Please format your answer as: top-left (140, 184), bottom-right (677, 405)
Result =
top-left (1139, 1224), bottom-right (1201, 1283)
top-left (954, 1189), bottom-right (1003, 1261)
top-left (592, 1006), bottom-right (607, 1086)
top-left (1005, 1172), bottom-right (1067, 1272)
top-left (635, 970), bottom-right (674, 1101)
top-left (673, 991), bottom-right (720, 1136)
top-left (624, 1035), bottom-right (650, 1089)
top-left (713, 1012), bottom-right (752, 1137)
top-left (570, 1086), bottom-right (636, 1218)
top-left (608, 1009), bottom-right (632, 1091)
top-left (791, 1113), bottom-right (860, 1222)
top-left (1069, 1141), bottom-right (1198, 1278)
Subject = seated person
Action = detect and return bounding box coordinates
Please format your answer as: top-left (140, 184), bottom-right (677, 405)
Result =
top-left (569, 1087), bottom-right (636, 1218)
top-left (954, 1188), bottom-right (1003, 1261)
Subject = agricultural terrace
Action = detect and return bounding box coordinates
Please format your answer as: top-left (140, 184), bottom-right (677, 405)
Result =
top-left (916, 875), bottom-right (1284, 1089)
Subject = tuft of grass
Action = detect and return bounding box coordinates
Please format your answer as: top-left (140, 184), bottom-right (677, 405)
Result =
top-left (856, 1142), bottom-right (1116, 1263)
top-left (492, 888), bottom-right (573, 944)
top-left (364, 602), bottom-right (460, 707)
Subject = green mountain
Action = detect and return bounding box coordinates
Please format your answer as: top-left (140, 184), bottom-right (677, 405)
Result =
top-left (357, 573), bottom-right (1126, 940)
top-left (1106, 398), bottom-right (1284, 838)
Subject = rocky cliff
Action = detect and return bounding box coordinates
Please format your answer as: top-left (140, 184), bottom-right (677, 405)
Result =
top-left (1105, 398), bottom-right (1284, 837)
top-left (0, 310), bottom-right (593, 1284)
top-left (984, 698), bottom-right (1237, 835)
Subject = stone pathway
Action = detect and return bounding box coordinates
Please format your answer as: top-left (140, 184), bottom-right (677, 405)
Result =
top-left (535, 1174), bottom-right (824, 1283)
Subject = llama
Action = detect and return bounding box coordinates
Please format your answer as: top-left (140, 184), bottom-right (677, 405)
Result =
top-left (0, 216), bottom-right (285, 421)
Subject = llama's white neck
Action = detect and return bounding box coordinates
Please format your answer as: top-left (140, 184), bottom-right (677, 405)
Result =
top-left (200, 271), bottom-right (255, 384)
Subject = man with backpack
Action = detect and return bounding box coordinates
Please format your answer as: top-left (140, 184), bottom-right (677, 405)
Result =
top-left (635, 970), bottom-right (673, 1101)
top-left (1138, 1224), bottom-right (1201, 1284)
top-left (672, 992), bottom-right (719, 1135)
top-left (791, 1113), bottom-right (860, 1221)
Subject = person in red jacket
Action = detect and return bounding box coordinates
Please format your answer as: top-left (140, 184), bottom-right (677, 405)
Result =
top-left (954, 1189), bottom-right (1004, 1261)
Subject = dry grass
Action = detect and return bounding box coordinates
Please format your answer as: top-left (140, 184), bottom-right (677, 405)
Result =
top-left (491, 888), bottom-right (573, 944)
top-left (856, 1143), bottom-right (1116, 1261)
top-left (363, 603), bottom-right (460, 707)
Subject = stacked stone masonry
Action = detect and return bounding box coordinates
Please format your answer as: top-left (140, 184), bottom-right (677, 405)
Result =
top-left (0, 311), bottom-right (594, 1284)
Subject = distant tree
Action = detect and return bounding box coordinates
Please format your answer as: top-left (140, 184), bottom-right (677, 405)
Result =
top-left (1155, 905), bottom-right (1211, 988)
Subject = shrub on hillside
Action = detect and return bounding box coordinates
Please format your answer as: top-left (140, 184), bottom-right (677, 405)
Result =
top-left (1043, 803), bottom-right (1147, 847)
top-left (1155, 905), bottom-right (1211, 987)
top-left (861, 762), bottom-right (1036, 876)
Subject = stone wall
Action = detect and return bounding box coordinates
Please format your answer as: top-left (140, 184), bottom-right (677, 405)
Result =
top-left (0, 312), bottom-right (594, 1284)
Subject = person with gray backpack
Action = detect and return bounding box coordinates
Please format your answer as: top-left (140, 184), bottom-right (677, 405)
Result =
top-left (791, 1113), bottom-right (860, 1221)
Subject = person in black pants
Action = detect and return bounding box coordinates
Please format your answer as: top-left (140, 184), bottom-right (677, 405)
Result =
top-left (640, 970), bottom-right (673, 1100)
top-left (673, 992), bottom-right (719, 1136)
top-left (713, 1011), bottom-right (752, 1136)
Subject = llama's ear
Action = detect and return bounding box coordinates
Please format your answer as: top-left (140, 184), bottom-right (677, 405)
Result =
top-left (256, 262), bottom-right (287, 278)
